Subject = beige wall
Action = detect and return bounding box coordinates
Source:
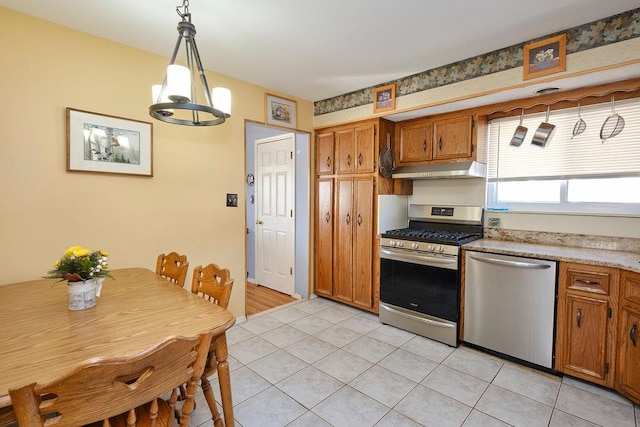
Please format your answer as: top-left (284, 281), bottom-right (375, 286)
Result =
top-left (0, 7), bottom-right (313, 318)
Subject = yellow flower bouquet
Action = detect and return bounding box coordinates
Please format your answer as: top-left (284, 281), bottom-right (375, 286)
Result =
top-left (44, 245), bottom-right (113, 282)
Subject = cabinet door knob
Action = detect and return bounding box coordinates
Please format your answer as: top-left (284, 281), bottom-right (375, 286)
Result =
top-left (423, 140), bottom-right (427, 151)
top-left (577, 308), bottom-right (581, 328)
top-left (438, 137), bottom-right (443, 150)
top-left (346, 154), bottom-right (351, 166)
top-left (326, 156), bottom-right (331, 168)
top-left (358, 153), bottom-right (363, 166)
top-left (345, 213), bottom-right (351, 225)
top-left (631, 322), bottom-right (638, 347)
top-left (325, 212), bottom-right (330, 223)
top-left (357, 214), bottom-right (362, 225)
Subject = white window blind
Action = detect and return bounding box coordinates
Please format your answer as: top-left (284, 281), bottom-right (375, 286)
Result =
top-left (488, 97), bottom-right (640, 181)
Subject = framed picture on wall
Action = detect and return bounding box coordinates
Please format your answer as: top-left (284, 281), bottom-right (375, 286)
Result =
top-left (265, 94), bottom-right (297, 129)
top-left (373, 83), bottom-right (396, 113)
top-left (66, 108), bottom-right (153, 176)
top-left (523, 34), bottom-right (567, 80)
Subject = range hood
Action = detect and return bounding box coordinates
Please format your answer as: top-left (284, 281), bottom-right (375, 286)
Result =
top-left (391, 161), bottom-right (486, 179)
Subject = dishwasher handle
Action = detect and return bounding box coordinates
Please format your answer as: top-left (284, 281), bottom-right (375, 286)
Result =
top-left (468, 253), bottom-right (551, 270)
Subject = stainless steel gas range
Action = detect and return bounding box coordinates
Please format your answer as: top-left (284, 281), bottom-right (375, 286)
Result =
top-left (379, 205), bottom-right (483, 347)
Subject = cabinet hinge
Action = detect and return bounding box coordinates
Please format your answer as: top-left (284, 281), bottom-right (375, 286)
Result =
top-left (290, 267), bottom-right (293, 275)
top-left (290, 151), bottom-right (293, 159)
top-left (605, 363), bottom-right (610, 374)
top-left (373, 178), bottom-right (377, 187)
top-left (608, 307), bottom-right (612, 318)
top-left (374, 126), bottom-right (377, 137)
top-left (290, 209), bottom-right (293, 217)
top-left (471, 118), bottom-right (476, 128)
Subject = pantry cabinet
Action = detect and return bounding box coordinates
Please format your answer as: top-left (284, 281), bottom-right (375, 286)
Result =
top-left (314, 178), bottom-right (334, 298)
top-left (555, 262), bottom-right (618, 387)
top-left (617, 271), bottom-right (640, 403)
top-left (334, 176), bottom-right (374, 308)
top-left (313, 118), bottom-right (404, 313)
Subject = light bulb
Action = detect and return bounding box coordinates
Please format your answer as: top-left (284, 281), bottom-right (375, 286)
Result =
top-left (166, 64), bottom-right (191, 102)
top-left (212, 87), bottom-right (231, 115)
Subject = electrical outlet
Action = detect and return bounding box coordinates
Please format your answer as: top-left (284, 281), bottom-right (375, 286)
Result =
top-left (488, 217), bottom-right (501, 228)
top-left (226, 193), bottom-right (238, 207)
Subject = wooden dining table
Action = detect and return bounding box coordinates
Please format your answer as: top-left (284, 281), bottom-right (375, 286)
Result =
top-left (0, 268), bottom-right (236, 426)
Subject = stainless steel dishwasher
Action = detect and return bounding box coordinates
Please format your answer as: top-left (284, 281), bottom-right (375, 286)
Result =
top-left (463, 251), bottom-right (557, 369)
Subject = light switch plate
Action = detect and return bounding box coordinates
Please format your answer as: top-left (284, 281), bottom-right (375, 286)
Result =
top-left (226, 193), bottom-right (238, 207)
top-left (488, 217), bottom-right (501, 228)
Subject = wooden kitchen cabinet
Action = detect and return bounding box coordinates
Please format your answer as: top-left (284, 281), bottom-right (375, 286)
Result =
top-left (335, 124), bottom-right (375, 174)
top-left (314, 178), bottom-right (334, 298)
top-left (617, 271), bottom-right (640, 403)
top-left (333, 176), bottom-right (374, 309)
top-left (352, 176), bottom-right (374, 308)
top-left (555, 262), bottom-right (618, 387)
top-left (316, 131), bottom-right (334, 175)
top-left (334, 177), bottom-right (354, 302)
top-left (396, 118), bottom-right (432, 164)
top-left (395, 112), bottom-right (477, 166)
top-left (313, 118), bottom-right (401, 313)
top-left (433, 114), bottom-right (473, 160)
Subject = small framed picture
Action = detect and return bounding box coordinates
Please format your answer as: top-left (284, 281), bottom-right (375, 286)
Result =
top-left (373, 84), bottom-right (396, 113)
top-left (265, 94), bottom-right (297, 129)
top-left (67, 108), bottom-right (153, 176)
top-left (523, 34), bottom-right (567, 80)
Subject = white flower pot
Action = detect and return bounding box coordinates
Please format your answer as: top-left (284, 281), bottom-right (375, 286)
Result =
top-left (67, 279), bottom-right (97, 310)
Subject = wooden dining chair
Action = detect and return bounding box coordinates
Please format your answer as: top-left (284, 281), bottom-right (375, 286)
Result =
top-left (190, 263), bottom-right (234, 427)
top-left (9, 332), bottom-right (212, 427)
top-left (155, 252), bottom-right (189, 288)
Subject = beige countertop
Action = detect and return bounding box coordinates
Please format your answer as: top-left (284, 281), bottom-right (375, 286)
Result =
top-left (463, 238), bottom-right (640, 273)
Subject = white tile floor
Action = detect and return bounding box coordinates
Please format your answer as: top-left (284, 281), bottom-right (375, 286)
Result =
top-left (189, 297), bottom-right (640, 427)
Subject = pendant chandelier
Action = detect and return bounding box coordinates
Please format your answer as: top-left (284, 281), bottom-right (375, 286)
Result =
top-left (150, 0), bottom-right (231, 126)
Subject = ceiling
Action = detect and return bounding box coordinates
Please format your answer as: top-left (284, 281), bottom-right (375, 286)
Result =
top-left (1, 0), bottom-right (638, 102)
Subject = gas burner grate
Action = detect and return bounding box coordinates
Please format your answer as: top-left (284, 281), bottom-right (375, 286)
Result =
top-left (384, 228), bottom-right (480, 244)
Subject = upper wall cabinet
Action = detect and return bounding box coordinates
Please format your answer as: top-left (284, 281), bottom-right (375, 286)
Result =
top-left (433, 115), bottom-right (473, 160)
top-left (316, 131), bottom-right (335, 175)
top-left (336, 124), bottom-right (376, 174)
top-left (395, 112), bottom-right (482, 167)
top-left (396, 119), bottom-right (433, 164)
top-left (316, 123), bottom-right (375, 176)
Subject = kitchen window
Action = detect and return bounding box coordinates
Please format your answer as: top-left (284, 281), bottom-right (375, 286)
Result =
top-left (487, 96), bottom-right (640, 215)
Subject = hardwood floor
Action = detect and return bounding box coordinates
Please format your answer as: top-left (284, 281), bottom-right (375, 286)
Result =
top-left (245, 281), bottom-right (296, 316)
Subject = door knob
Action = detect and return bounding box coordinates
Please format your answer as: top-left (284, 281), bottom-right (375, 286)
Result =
top-left (256, 220), bottom-right (263, 225)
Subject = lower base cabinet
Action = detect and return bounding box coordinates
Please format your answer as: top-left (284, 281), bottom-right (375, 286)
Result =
top-left (556, 264), bottom-right (640, 404)
top-left (555, 262), bottom-right (617, 388)
top-left (617, 271), bottom-right (640, 403)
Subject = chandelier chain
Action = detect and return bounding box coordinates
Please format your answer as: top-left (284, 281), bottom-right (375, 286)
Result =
top-left (177, 0), bottom-right (190, 21)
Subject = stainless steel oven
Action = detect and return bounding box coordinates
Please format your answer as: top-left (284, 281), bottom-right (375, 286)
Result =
top-left (379, 205), bottom-right (483, 347)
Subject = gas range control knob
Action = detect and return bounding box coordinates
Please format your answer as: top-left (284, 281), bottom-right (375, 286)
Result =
top-left (438, 246), bottom-right (445, 253)
top-left (388, 240), bottom-right (396, 247)
top-left (397, 241), bottom-right (405, 247)
top-left (411, 242), bottom-right (420, 249)
top-left (428, 244), bottom-right (436, 251)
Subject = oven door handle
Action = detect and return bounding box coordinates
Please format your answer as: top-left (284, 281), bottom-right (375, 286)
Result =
top-left (380, 249), bottom-right (457, 268)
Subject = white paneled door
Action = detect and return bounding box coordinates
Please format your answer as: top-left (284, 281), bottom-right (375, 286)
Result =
top-left (255, 133), bottom-right (295, 296)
